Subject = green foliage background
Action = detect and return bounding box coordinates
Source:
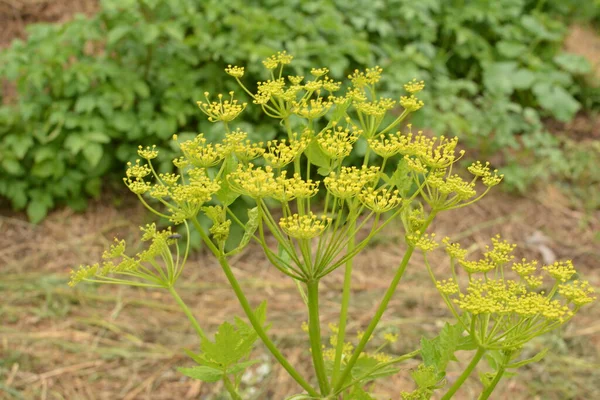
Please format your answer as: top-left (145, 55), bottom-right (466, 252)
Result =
top-left (0, 0), bottom-right (597, 222)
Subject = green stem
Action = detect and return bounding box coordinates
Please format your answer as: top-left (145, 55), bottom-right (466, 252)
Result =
top-left (332, 212), bottom-right (437, 391)
top-left (307, 280), bottom-right (331, 395)
top-left (218, 255), bottom-right (319, 397)
top-left (191, 219), bottom-right (318, 396)
top-left (478, 354), bottom-right (509, 400)
top-left (223, 375), bottom-right (242, 400)
top-left (167, 285), bottom-right (207, 340)
top-left (331, 223), bottom-right (355, 386)
top-left (441, 347), bottom-right (486, 400)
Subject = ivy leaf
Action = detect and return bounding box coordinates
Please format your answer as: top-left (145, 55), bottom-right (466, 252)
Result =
top-left (177, 366), bottom-right (223, 383)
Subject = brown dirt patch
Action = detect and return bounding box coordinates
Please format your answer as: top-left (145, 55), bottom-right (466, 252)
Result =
top-left (565, 24), bottom-right (600, 84)
top-left (1, 185), bottom-right (599, 399)
top-left (0, 0), bottom-right (98, 48)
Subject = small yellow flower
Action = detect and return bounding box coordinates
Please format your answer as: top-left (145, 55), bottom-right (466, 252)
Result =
top-left (126, 159), bottom-right (151, 179)
top-left (197, 91), bottom-right (247, 122)
top-left (124, 178), bottom-right (151, 195)
top-left (228, 164), bottom-right (278, 198)
top-left (360, 187), bottom-right (402, 213)
top-left (263, 136), bottom-right (308, 168)
top-left (543, 260), bottom-right (577, 282)
top-left (400, 95), bottom-right (424, 112)
top-left (442, 237), bottom-right (468, 260)
top-left (404, 78), bottom-right (425, 94)
top-left (137, 145), bottom-right (158, 160)
top-left (324, 166), bottom-right (379, 199)
top-left (279, 213), bottom-right (331, 239)
top-left (316, 125), bottom-right (360, 159)
top-left (224, 65), bottom-right (245, 78)
top-left (292, 97), bottom-right (332, 119)
top-left (407, 232), bottom-right (438, 252)
top-left (383, 332), bottom-right (398, 343)
top-left (310, 67), bottom-right (329, 77)
top-left (436, 279), bottom-right (460, 295)
top-left (559, 280), bottom-right (597, 306)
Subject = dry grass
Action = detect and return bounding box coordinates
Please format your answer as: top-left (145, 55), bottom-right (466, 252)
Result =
top-left (1, 184), bottom-right (599, 400)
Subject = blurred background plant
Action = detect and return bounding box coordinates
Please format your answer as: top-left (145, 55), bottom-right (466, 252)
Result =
top-left (1, 0), bottom-right (599, 222)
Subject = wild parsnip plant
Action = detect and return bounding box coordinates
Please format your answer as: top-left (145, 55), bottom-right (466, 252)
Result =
top-left (70, 53), bottom-right (596, 399)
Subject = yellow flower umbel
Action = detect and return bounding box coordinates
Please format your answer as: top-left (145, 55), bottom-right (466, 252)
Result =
top-left (279, 213), bottom-right (331, 240)
top-left (69, 224), bottom-right (190, 288)
top-left (197, 91), bottom-right (247, 122)
top-left (424, 236), bottom-right (596, 351)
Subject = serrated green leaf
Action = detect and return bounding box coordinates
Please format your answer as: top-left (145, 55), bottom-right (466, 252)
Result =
top-left (200, 321), bottom-right (258, 368)
top-left (177, 366), bottom-right (222, 383)
top-left (226, 359), bottom-right (261, 375)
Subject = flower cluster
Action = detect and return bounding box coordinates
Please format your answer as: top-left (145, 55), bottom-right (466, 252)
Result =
top-left (426, 236), bottom-right (596, 350)
top-left (69, 224), bottom-right (188, 288)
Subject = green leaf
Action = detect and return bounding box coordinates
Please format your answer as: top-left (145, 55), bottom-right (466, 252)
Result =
top-left (496, 41), bottom-right (528, 59)
top-left (200, 321), bottom-right (258, 368)
top-left (64, 134), bottom-right (87, 155)
top-left (532, 83), bottom-right (580, 122)
top-left (388, 158), bottom-right (413, 196)
top-left (483, 62), bottom-right (518, 94)
top-left (107, 26), bottom-right (131, 46)
top-left (421, 322), bottom-right (464, 375)
top-left (83, 143), bottom-right (104, 167)
top-left (215, 156), bottom-right (240, 206)
top-left (239, 207), bottom-right (258, 249)
top-left (177, 366), bottom-right (222, 383)
top-left (511, 69), bottom-right (536, 90)
top-left (85, 131), bottom-right (111, 144)
top-left (27, 198), bottom-right (49, 223)
top-left (226, 359), bottom-right (260, 375)
top-left (553, 53), bottom-right (592, 75)
top-left (304, 140), bottom-right (331, 175)
top-left (2, 158), bottom-right (24, 175)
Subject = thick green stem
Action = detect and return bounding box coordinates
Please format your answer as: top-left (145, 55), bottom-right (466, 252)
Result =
top-left (441, 347), bottom-right (486, 400)
top-left (307, 280), bottom-right (331, 395)
top-left (331, 224), bottom-right (355, 386)
top-left (218, 255), bottom-right (319, 397)
top-left (478, 355), bottom-right (509, 400)
top-left (223, 375), bottom-right (242, 400)
top-left (167, 285), bottom-right (207, 340)
top-left (191, 219), bottom-right (318, 397)
top-left (332, 213), bottom-right (437, 391)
